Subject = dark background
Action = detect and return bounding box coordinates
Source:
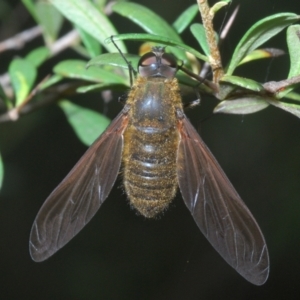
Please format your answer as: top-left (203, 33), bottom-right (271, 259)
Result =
top-left (1, 0), bottom-right (300, 299)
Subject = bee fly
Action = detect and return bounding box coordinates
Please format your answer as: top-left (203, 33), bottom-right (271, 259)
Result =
top-left (30, 46), bottom-right (269, 285)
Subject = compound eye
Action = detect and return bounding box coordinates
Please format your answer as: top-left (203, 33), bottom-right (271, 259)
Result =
top-left (161, 53), bottom-right (177, 68)
top-left (138, 50), bottom-right (177, 78)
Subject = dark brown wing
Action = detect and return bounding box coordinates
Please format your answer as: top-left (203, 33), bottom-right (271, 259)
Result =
top-left (30, 111), bottom-right (128, 262)
top-left (177, 115), bottom-right (269, 285)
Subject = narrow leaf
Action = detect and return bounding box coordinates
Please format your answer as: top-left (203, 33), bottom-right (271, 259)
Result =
top-left (214, 96), bottom-right (269, 114)
top-left (238, 48), bottom-right (285, 65)
top-left (267, 98), bottom-right (300, 118)
top-left (221, 75), bottom-right (264, 92)
top-left (53, 59), bottom-right (126, 84)
top-left (173, 4), bottom-right (199, 34)
top-left (227, 13), bottom-right (299, 75)
top-left (278, 25), bottom-right (300, 98)
top-left (9, 58), bottom-right (37, 107)
top-left (49, 0), bottom-right (125, 53)
top-left (59, 100), bottom-right (110, 146)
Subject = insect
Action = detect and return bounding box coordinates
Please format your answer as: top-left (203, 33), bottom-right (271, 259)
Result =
top-left (30, 46), bottom-right (269, 285)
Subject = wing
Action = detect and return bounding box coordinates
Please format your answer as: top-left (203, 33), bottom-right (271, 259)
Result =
top-left (30, 111), bottom-right (128, 262)
top-left (177, 115), bottom-right (269, 285)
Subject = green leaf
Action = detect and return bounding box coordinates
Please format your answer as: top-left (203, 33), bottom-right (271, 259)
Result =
top-left (278, 25), bottom-right (300, 98)
top-left (172, 4), bottom-right (199, 34)
top-left (9, 58), bottom-right (37, 107)
top-left (0, 153), bottom-right (3, 190)
top-left (108, 33), bottom-right (208, 62)
top-left (35, 1), bottom-right (63, 44)
top-left (39, 74), bottom-right (63, 91)
top-left (227, 13), bottom-right (299, 75)
top-left (26, 46), bottom-right (51, 68)
top-left (22, 0), bottom-right (37, 20)
top-left (214, 96), bottom-right (269, 114)
top-left (49, 0), bottom-right (125, 53)
top-left (238, 48), bottom-right (285, 65)
top-left (220, 75), bottom-right (264, 92)
top-left (53, 59), bottom-right (127, 84)
top-left (76, 26), bottom-right (101, 58)
top-left (111, 1), bottom-right (187, 62)
top-left (77, 83), bottom-right (122, 93)
top-left (267, 99), bottom-right (300, 118)
top-left (211, 1), bottom-right (230, 14)
top-left (59, 100), bottom-right (111, 146)
top-left (190, 23), bottom-right (212, 56)
top-left (284, 91), bottom-right (300, 102)
top-left (87, 53), bottom-right (140, 71)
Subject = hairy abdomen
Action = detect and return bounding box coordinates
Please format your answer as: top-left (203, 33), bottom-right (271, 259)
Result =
top-left (123, 77), bottom-right (182, 218)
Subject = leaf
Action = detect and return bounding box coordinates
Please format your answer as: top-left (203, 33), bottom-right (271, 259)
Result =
top-left (35, 1), bottom-right (63, 44)
top-left (9, 58), bottom-right (37, 107)
top-left (190, 23), bottom-right (217, 56)
top-left (26, 46), bottom-right (51, 68)
top-left (111, 1), bottom-right (187, 62)
top-left (227, 13), bottom-right (299, 75)
top-left (238, 48), bottom-right (285, 65)
top-left (39, 74), bottom-right (63, 91)
top-left (278, 25), bottom-right (300, 98)
top-left (214, 96), bottom-right (269, 114)
top-left (172, 4), bottom-right (199, 34)
top-left (267, 99), bottom-right (300, 119)
top-left (87, 53), bottom-right (140, 71)
top-left (284, 91), bottom-right (300, 103)
top-left (49, 0), bottom-right (125, 53)
top-left (220, 75), bottom-right (264, 92)
top-left (76, 26), bottom-right (101, 58)
top-left (108, 33), bottom-right (208, 62)
top-left (22, 0), bottom-right (37, 20)
top-left (53, 59), bottom-right (127, 84)
top-left (0, 153), bottom-right (3, 190)
top-left (76, 83), bottom-right (122, 93)
top-left (59, 100), bottom-right (111, 146)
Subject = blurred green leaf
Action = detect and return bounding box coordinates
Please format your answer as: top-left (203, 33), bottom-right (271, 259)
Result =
top-left (284, 91), bottom-right (300, 102)
top-left (59, 100), bottom-right (111, 146)
top-left (26, 46), bottom-right (51, 68)
top-left (35, 1), bottom-right (63, 44)
top-left (49, 0), bottom-right (125, 53)
top-left (112, 1), bottom-right (187, 62)
top-left (172, 4), bottom-right (198, 34)
top-left (77, 83), bottom-right (121, 93)
top-left (214, 96), bottom-right (269, 114)
top-left (220, 75), bottom-right (264, 92)
top-left (76, 26), bottom-right (101, 58)
top-left (9, 58), bottom-right (37, 107)
top-left (227, 13), bottom-right (299, 75)
top-left (109, 33), bottom-right (208, 62)
top-left (54, 59), bottom-right (127, 84)
top-left (22, 0), bottom-right (37, 20)
top-left (0, 153), bottom-right (3, 190)
top-left (39, 74), bottom-right (63, 91)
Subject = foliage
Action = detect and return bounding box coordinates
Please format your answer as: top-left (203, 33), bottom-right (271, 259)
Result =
top-left (0, 0), bottom-right (299, 190)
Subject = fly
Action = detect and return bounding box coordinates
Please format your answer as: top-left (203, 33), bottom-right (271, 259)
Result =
top-left (29, 46), bottom-right (269, 285)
